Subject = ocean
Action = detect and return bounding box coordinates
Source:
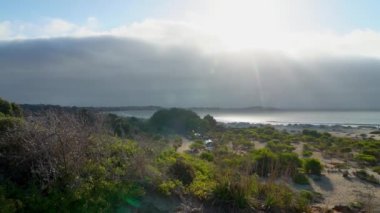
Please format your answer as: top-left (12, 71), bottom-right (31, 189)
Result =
top-left (111, 109), bottom-right (380, 126)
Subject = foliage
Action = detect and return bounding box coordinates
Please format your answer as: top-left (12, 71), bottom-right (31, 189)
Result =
top-left (252, 148), bottom-right (277, 177)
top-left (158, 180), bottom-right (182, 195)
top-left (203, 114), bottom-right (217, 130)
top-left (190, 140), bottom-right (205, 151)
top-left (200, 151), bottom-right (214, 161)
top-left (372, 166), bottom-right (380, 175)
top-left (106, 113), bottom-right (130, 137)
top-left (266, 140), bottom-right (295, 153)
top-left (149, 108), bottom-right (208, 134)
top-left (212, 175), bottom-right (255, 209)
top-left (303, 158), bottom-right (323, 175)
top-left (0, 116), bottom-right (23, 133)
top-left (293, 172), bottom-right (309, 185)
top-left (0, 98), bottom-right (22, 117)
top-left (354, 153), bottom-right (377, 166)
top-left (2, 100), bottom-right (377, 212)
top-left (302, 150), bottom-right (313, 157)
top-left (168, 158), bottom-right (196, 185)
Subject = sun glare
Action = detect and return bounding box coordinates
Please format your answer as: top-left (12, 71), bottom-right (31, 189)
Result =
top-left (198, 0), bottom-right (291, 51)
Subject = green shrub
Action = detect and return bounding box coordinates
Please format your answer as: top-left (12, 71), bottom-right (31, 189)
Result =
top-left (252, 148), bottom-right (277, 177)
top-left (0, 116), bottom-right (23, 132)
top-left (158, 180), bottom-right (182, 195)
top-left (212, 176), bottom-right (255, 209)
top-left (0, 98), bottom-right (22, 117)
top-left (354, 153), bottom-right (377, 166)
top-left (299, 190), bottom-right (313, 203)
top-left (293, 172), bottom-right (309, 185)
top-left (149, 108), bottom-right (207, 134)
top-left (266, 140), bottom-right (294, 153)
top-left (302, 150), bottom-right (313, 157)
top-left (190, 140), bottom-right (205, 151)
top-left (277, 152), bottom-right (302, 176)
top-left (373, 166), bottom-right (380, 175)
top-left (200, 152), bottom-right (214, 161)
top-left (168, 158), bottom-right (195, 185)
top-left (303, 158), bottom-right (323, 175)
top-left (257, 182), bottom-right (309, 212)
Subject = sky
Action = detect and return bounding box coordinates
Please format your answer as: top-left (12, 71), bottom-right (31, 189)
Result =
top-left (1, 0), bottom-right (380, 109)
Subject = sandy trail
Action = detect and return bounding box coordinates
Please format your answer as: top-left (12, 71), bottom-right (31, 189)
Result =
top-left (309, 171), bottom-right (380, 211)
top-left (253, 140), bottom-right (266, 149)
top-left (304, 150), bottom-right (380, 210)
top-left (177, 137), bottom-right (193, 153)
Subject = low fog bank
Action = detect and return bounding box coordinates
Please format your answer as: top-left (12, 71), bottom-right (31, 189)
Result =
top-left (1, 36), bottom-right (380, 109)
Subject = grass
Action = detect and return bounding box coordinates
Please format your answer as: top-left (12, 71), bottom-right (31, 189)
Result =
top-left (354, 170), bottom-right (379, 185)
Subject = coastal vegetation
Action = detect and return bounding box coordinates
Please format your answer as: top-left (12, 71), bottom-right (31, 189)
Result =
top-left (0, 97), bottom-right (379, 212)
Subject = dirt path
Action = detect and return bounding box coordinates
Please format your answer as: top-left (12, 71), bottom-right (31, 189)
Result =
top-left (253, 141), bottom-right (266, 149)
top-left (177, 137), bottom-right (192, 153)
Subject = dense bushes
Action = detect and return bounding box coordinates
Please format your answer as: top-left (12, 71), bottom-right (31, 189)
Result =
top-left (5, 99), bottom-right (379, 212)
top-left (251, 148), bottom-right (303, 178)
top-left (0, 108), bottom-right (146, 211)
top-left (212, 175), bottom-right (255, 209)
top-left (149, 108), bottom-right (207, 134)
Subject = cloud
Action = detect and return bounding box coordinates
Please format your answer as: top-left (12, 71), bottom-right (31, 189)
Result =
top-left (1, 17), bottom-right (380, 108)
top-left (2, 17), bottom-right (380, 59)
top-left (0, 36), bottom-right (380, 109)
top-left (42, 19), bottom-right (77, 35)
top-left (0, 21), bottom-right (12, 38)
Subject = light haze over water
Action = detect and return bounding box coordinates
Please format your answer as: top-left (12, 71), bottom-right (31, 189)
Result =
top-left (113, 110), bottom-right (380, 126)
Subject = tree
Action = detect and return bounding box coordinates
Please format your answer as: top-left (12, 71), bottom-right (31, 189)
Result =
top-left (149, 108), bottom-right (207, 134)
top-left (204, 114), bottom-right (217, 129)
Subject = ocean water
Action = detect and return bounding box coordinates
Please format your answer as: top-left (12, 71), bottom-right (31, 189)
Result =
top-left (112, 110), bottom-right (380, 126)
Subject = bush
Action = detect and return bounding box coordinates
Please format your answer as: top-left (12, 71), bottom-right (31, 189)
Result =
top-left (0, 98), bottom-right (22, 117)
top-left (212, 175), bottom-right (255, 209)
top-left (266, 140), bottom-right (295, 153)
top-left (190, 140), bottom-right (205, 151)
top-left (149, 108), bottom-right (207, 134)
top-left (252, 149), bottom-right (277, 177)
top-left (168, 158), bottom-right (195, 185)
top-left (373, 166), bottom-right (380, 175)
top-left (277, 152), bottom-right (302, 177)
top-left (200, 152), bottom-right (214, 161)
top-left (257, 182), bottom-right (309, 212)
top-left (303, 158), bottom-right (323, 175)
top-left (293, 172), bottom-right (309, 185)
top-left (302, 150), bottom-right (313, 157)
top-left (354, 153), bottom-right (377, 166)
top-left (302, 129), bottom-right (322, 138)
top-left (0, 116), bottom-right (23, 132)
top-left (158, 180), bottom-right (182, 195)
top-left (203, 114), bottom-right (217, 130)
top-left (106, 113), bottom-right (130, 137)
